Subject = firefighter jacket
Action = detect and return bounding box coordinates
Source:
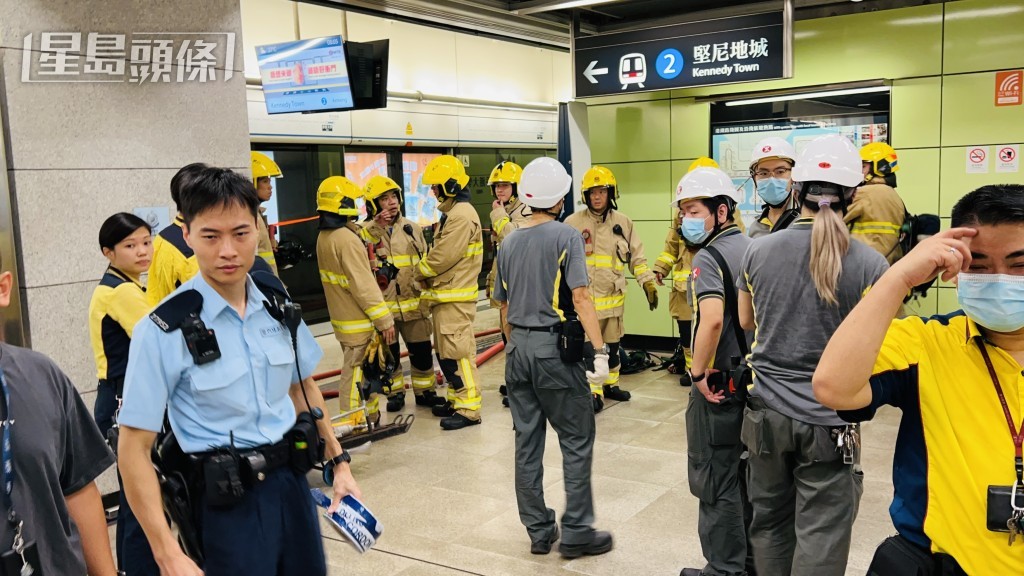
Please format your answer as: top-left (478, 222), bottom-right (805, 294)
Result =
top-left (653, 226), bottom-right (695, 321)
top-left (359, 216), bottom-right (429, 322)
top-left (564, 208), bottom-right (656, 319)
top-left (414, 200), bottom-right (483, 308)
top-left (256, 206), bottom-right (278, 275)
top-left (487, 197), bottom-right (531, 298)
top-left (845, 182), bottom-right (906, 265)
top-left (317, 220), bottom-right (394, 345)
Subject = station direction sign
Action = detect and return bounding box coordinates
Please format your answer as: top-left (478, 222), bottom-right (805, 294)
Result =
top-left (573, 11), bottom-right (791, 98)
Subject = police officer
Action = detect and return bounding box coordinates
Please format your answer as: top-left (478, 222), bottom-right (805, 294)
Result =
top-left (747, 138), bottom-right (800, 238)
top-left (251, 151), bottom-right (282, 275)
top-left (654, 158), bottom-right (717, 387)
top-left (118, 167), bottom-right (360, 576)
top-left (148, 162), bottom-right (208, 306)
top-left (565, 166), bottom-right (658, 412)
top-left (673, 167), bottom-right (752, 576)
top-left (847, 142), bottom-right (906, 264)
top-left (493, 157), bottom-right (614, 559)
top-left (359, 174), bottom-right (445, 411)
top-left (316, 176), bottom-right (397, 430)
top-left (415, 155), bottom-right (485, 430)
top-left (487, 161), bottom-right (530, 407)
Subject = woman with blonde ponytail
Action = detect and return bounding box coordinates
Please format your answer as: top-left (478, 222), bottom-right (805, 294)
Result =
top-left (734, 134), bottom-right (890, 576)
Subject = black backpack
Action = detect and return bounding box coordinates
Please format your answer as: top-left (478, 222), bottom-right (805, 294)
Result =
top-left (618, 348), bottom-right (660, 375)
top-left (896, 211), bottom-right (941, 299)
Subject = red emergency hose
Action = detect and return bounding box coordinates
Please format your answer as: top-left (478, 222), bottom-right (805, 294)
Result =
top-left (318, 327), bottom-right (505, 399)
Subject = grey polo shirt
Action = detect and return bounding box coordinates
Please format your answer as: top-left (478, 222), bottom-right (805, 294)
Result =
top-left (493, 220), bottom-right (590, 327)
top-left (0, 343), bottom-right (115, 575)
top-left (739, 218), bottom-right (889, 426)
top-left (688, 226), bottom-right (753, 372)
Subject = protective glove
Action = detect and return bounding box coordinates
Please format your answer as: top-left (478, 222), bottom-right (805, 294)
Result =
top-left (643, 281), bottom-right (659, 311)
top-left (587, 353), bottom-right (610, 386)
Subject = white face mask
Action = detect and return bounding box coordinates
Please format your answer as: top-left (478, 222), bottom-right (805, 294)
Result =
top-left (957, 273), bottom-right (1024, 333)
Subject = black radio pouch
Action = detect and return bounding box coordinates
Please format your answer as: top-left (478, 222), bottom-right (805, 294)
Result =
top-left (558, 317), bottom-right (585, 363)
top-left (202, 451), bottom-right (245, 508)
top-left (986, 485), bottom-right (1022, 532)
top-left (287, 411), bottom-right (324, 474)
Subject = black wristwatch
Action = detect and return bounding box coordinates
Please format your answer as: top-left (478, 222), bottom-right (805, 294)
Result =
top-left (690, 371), bottom-right (707, 383)
top-left (322, 451), bottom-right (351, 486)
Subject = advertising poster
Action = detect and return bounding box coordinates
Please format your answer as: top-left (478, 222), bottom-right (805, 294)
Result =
top-left (402, 153), bottom-right (442, 226)
top-left (343, 152), bottom-right (388, 218)
top-left (712, 121), bottom-right (887, 227)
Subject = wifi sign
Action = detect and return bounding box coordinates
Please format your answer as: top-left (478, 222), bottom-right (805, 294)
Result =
top-left (996, 70), bottom-right (1022, 107)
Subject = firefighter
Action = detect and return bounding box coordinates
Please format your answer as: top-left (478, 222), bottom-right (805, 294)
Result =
top-left (315, 176), bottom-right (397, 429)
top-left (415, 155), bottom-right (485, 430)
top-left (565, 165), bottom-right (658, 412)
top-left (487, 161), bottom-right (531, 408)
top-left (654, 157), bottom-right (718, 386)
top-left (360, 175), bottom-right (445, 411)
top-left (747, 137), bottom-right (800, 238)
top-left (251, 151), bottom-right (282, 275)
top-left (847, 142), bottom-right (906, 264)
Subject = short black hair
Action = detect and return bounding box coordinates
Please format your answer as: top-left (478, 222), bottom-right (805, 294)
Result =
top-left (951, 184), bottom-right (1024, 228)
top-left (170, 162), bottom-right (210, 211)
top-left (701, 197), bottom-right (736, 222)
top-left (99, 212), bottom-right (151, 251)
top-left (179, 167), bottom-right (259, 226)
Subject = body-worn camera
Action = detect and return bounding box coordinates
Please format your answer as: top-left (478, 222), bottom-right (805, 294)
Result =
top-left (181, 314), bottom-right (221, 365)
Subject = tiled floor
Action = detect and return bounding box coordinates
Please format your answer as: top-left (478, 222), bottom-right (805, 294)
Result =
top-left (308, 309), bottom-right (902, 576)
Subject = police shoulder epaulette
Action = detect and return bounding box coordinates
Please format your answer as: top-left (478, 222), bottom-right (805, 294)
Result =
top-left (250, 270), bottom-right (289, 304)
top-left (149, 290), bottom-right (203, 333)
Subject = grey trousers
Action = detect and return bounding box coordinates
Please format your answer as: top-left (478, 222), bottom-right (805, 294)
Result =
top-left (741, 397), bottom-right (864, 576)
top-left (506, 328), bottom-right (596, 546)
top-left (686, 388), bottom-right (748, 576)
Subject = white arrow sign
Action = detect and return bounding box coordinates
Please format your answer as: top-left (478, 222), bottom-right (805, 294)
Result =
top-left (583, 60), bottom-right (608, 84)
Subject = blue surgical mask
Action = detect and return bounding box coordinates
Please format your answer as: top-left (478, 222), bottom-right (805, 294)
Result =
top-left (681, 216), bottom-right (711, 245)
top-left (756, 177), bottom-right (790, 206)
top-left (957, 273), bottom-right (1024, 333)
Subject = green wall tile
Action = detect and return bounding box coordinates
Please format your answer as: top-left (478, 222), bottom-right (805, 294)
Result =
top-left (936, 287), bottom-right (959, 315)
top-left (669, 4), bottom-right (943, 99)
top-left (603, 162), bottom-right (674, 221)
top-left (623, 285), bottom-right (674, 338)
top-left (671, 99), bottom-right (711, 160)
top-left (942, 72), bottom-right (1024, 147)
top-left (626, 220), bottom-right (676, 279)
top-left (588, 100), bottom-right (672, 163)
top-left (895, 148), bottom-right (940, 215)
top-left (944, 0), bottom-right (1024, 74)
top-left (939, 146), bottom-right (1024, 214)
top-left (891, 77), bottom-right (942, 149)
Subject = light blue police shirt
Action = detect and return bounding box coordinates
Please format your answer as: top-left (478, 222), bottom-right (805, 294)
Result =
top-left (119, 273), bottom-right (323, 453)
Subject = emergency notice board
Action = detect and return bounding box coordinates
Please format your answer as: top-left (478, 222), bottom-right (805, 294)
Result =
top-left (573, 11), bottom-right (791, 98)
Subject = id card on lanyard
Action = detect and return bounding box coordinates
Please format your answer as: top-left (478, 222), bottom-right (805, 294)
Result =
top-left (976, 341), bottom-right (1024, 545)
top-left (0, 370), bottom-right (42, 575)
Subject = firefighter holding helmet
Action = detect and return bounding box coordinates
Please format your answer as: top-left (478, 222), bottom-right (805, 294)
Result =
top-left (487, 160), bottom-right (531, 407)
top-left (565, 165), bottom-right (658, 412)
top-left (415, 155), bottom-right (485, 430)
top-left (360, 175), bottom-right (445, 411)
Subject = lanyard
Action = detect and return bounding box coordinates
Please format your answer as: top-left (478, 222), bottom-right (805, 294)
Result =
top-left (977, 340), bottom-right (1024, 484)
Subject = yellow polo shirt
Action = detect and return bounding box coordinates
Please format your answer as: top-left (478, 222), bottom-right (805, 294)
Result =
top-left (840, 312), bottom-right (1024, 574)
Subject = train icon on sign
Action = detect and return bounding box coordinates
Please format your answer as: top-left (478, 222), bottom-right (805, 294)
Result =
top-left (619, 53), bottom-right (646, 90)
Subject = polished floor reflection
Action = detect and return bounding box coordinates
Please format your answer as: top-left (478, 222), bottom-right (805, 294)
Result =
top-left (310, 320), bottom-right (900, 576)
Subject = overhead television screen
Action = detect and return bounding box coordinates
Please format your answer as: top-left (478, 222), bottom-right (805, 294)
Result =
top-left (256, 35), bottom-right (353, 114)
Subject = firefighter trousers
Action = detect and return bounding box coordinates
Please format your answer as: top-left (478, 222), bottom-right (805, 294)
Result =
top-left (431, 302), bottom-right (482, 418)
top-left (387, 317), bottom-right (436, 397)
top-left (337, 337), bottom-right (376, 426)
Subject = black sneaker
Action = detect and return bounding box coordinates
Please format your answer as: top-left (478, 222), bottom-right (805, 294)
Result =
top-left (432, 401), bottom-right (456, 418)
top-left (415, 391), bottom-right (447, 407)
top-left (679, 569), bottom-right (703, 576)
top-left (386, 394), bottom-right (405, 412)
top-left (499, 384), bottom-right (508, 396)
top-left (593, 394), bottom-right (604, 414)
top-left (559, 531), bottom-right (613, 559)
top-left (679, 372), bottom-right (693, 387)
top-left (530, 526), bottom-right (559, 555)
top-left (603, 385), bottom-right (631, 401)
top-left (440, 412), bottom-right (481, 430)
top-left (502, 396), bottom-right (510, 408)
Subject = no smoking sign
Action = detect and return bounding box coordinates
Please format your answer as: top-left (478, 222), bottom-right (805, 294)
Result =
top-left (966, 146), bottom-right (989, 174)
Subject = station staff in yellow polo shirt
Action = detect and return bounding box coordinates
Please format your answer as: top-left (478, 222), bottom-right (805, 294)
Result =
top-left (147, 163), bottom-right (207, 306)
top-left (814, 184), bottom-right (1024, 575)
